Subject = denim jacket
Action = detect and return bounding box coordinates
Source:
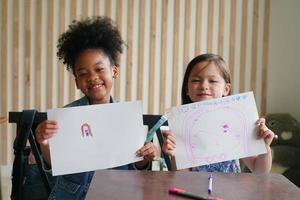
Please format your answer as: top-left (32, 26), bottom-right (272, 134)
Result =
top-left (48, 96), bottom-right (133, 200)
top-left (192, 159), bottom-right (241, 173)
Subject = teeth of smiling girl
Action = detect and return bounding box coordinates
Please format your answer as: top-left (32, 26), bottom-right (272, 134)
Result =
top-left (91, 84), bottom-right (102, 89)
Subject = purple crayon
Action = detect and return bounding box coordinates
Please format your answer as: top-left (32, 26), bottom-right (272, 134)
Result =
top-left (208, 174), bottom-right (213, 194)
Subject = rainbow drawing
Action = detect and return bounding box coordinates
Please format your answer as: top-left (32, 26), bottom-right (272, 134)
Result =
top-left (81, 123), bottom-right (93, 137)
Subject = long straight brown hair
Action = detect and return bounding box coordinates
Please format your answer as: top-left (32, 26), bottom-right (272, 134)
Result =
top-left (181, 53), bottom-right (232, 105)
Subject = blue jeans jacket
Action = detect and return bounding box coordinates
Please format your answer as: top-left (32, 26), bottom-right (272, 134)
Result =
top-left (23, 159), bottom-right (57, 200)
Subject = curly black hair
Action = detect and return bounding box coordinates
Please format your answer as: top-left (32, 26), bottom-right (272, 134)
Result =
top-left (57, 16), bottom-right (125, 72)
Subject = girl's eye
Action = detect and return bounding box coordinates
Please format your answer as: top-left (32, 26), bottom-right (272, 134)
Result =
top-left (77, 71), bottom-right (88, 78)
top-left (191, 79), bottom-right (200, 83)
top-left (210, 80), bottom-right (219, 83)
top-left (95, 67), bottom-right (104, 72)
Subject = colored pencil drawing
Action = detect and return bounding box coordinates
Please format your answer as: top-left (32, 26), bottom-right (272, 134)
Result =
top-left (81, 123), bottom-right (93, 137)
top-left (183, 106), bottom-right (248, 165)
top-left (166, 92), bottom-right (266, 169)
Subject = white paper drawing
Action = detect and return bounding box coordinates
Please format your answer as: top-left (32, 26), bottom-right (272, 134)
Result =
top-left (166, 92), bottom-right (266, 170)
top-left (48, 101), bottom-right (145, 176)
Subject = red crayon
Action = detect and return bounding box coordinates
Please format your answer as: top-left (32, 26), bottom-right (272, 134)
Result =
top-left (168, 188), bottom-right (223, 200)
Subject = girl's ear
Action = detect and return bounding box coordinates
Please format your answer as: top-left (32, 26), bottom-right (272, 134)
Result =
top-left (223, 83), bottom-right (231, 96)
top-left (112, 66), bottom-right (119, 78)
top-left (186, 86), bottom-right (190, 96)
top-left (73, 69), bottom-right (80, 89)
top-left (75, 78), bottom-right (80, 89)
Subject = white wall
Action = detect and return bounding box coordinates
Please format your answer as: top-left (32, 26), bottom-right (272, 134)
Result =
top-left (268, 0), bottom-right (300, 123)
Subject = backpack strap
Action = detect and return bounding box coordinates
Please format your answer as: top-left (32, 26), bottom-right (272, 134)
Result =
top-left (28, 118), bottom-right (51, 195)
top-left (11, 110), bottom-right (51, 200)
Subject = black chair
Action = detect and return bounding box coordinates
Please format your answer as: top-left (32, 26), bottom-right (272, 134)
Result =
top-left (9, 111), bottom-right (172, 200)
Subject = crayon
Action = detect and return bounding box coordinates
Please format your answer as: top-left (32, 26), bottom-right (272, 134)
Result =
top-left (168, 188), bottom-right (223, 200)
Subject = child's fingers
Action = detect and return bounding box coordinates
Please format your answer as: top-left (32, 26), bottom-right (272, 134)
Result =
top-left (141, 142), bottom-right (153, 151)
top-left (257, 125), bottom-right (277, 146)
top-left (162, 131), bottom-right (176, 156)
top-left (163, 148), bottom-right (175, 157)
top-left (162, 131), bottom-right (172, 137)
top-left (36, 131), bottom-right (55, 146)
top-left (167, 136), bottom-right (176, 146)
top-left (259, 128), bottom-right (272, 138)
top-left (164, 135), bottom-right (176, 147)
top-left (162, 142), bottom-right (175, 156)
top-left (144, 148), bottom-right (158, 161)
top-left (256, 117), bottom-right (278, 139)
top-left (136, 142), bottom-right (157, 156)
top-left (256, 118), bottom-right (266, 125)
top-left (36, 120), bottom-right (59, 134)
top-left (35, 120), bottom-right (59, 145)
top-left (39, 120), bottom-right (59, 128)
top-left (256, 118), bottom-right (268, 137)
top-left (163, 143), bottom-right (174, 151)
top-left (165, 140), bottom-right (176, 149)
top-left (162, 130), bottom-right (174, 138)
top-left (163, 131), bottom-right (176, 145)
top-left (36, 127), bottom-right (58, 139)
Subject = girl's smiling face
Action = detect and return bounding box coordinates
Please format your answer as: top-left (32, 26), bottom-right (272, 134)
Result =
top-left (74, 49), bottom-right (118, 104)
top-left (187, 61), bottom-right (231, 102)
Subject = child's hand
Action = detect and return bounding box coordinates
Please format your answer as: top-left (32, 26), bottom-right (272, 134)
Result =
top-left (256, 118), bottom-right (277, 147)
top-left (136, 142), bottom-right (158, 161)
top-left (162, 131), bottom-right (176, 157)
top-left (35, 120), bottom-right (59, 146)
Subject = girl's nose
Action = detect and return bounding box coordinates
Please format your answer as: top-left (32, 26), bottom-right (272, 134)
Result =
top-left (200, 81), bottom-right (209, 91)
top-left (88, 72), bottom-right (99, 82)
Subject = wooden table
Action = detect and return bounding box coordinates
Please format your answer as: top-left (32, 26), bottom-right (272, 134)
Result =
top-left (86, 170), bottom-right (300, 200)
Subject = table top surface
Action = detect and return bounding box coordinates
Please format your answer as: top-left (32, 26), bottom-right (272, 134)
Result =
top-left (86, 170), bottom-right (300, 200)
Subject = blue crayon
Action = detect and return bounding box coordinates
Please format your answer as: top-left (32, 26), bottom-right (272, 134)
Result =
top-left (145, 115), bottom-right (168, 143)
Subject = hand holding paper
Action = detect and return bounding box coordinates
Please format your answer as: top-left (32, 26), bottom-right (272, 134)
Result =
top-left (165, 92), bottom-right (267, 170)
top-left (47, 101), bottom-right (146, 176)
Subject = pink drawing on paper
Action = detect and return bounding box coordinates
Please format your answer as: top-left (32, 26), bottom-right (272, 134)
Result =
top-left (183, 106), bottom-right (249, 166)
top-left (81, 123), bottom-right (93, 137)
top-left (222, 124), bottom-right (229, 133)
